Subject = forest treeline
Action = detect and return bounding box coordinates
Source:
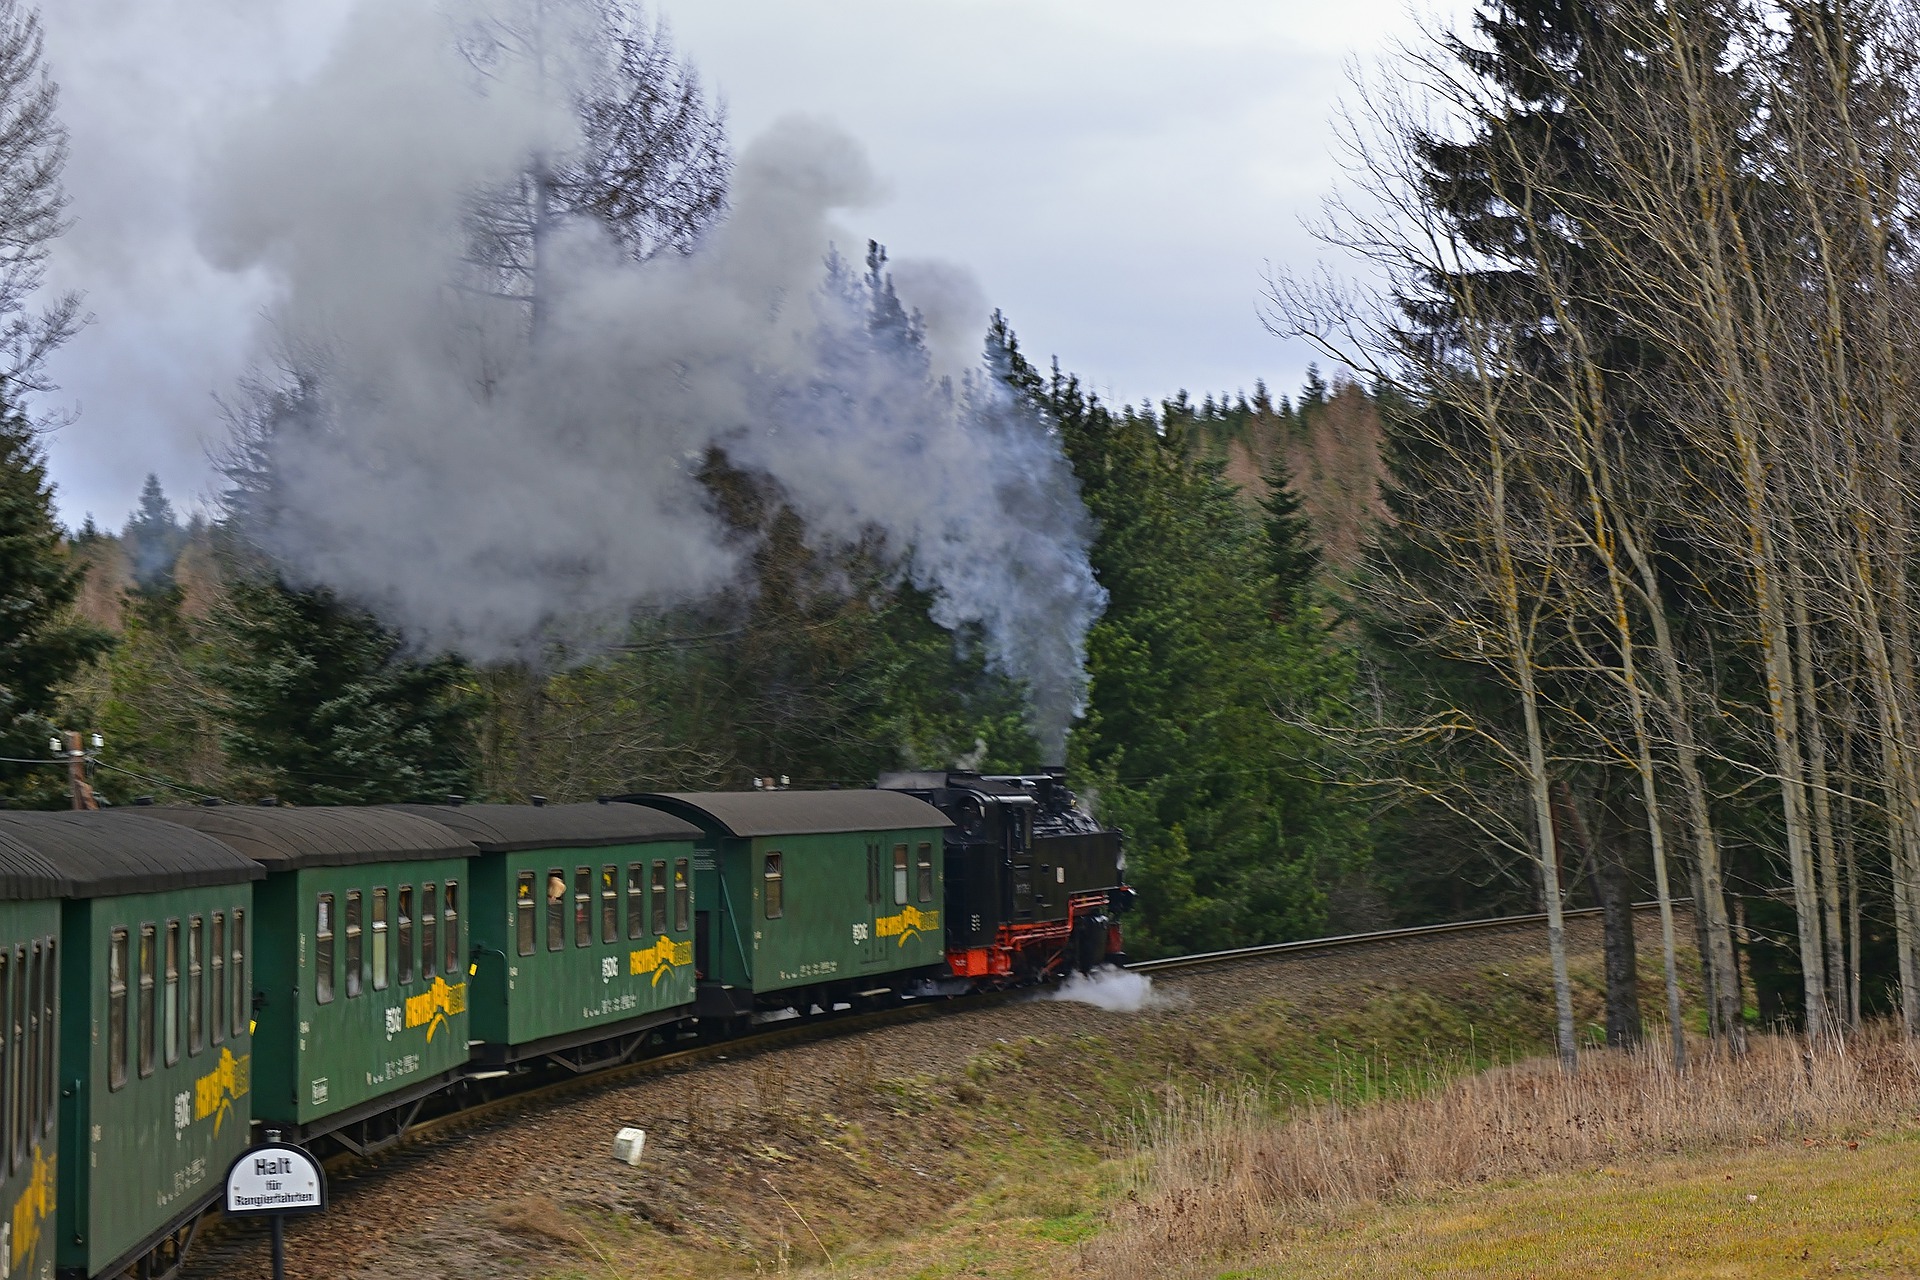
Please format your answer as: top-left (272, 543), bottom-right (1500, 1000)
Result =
top-left (1272, 0), bottom-right (1920, 1062)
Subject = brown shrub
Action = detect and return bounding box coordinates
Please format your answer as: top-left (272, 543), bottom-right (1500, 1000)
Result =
top-left (1091, 1026), bottom-right (1920, 1279)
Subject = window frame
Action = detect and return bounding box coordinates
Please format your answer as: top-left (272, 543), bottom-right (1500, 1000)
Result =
top-left (22, 945), bottom-right (35, 1159)
top-left (210, 913), bottom-right (226, 1047)
top-left (163, 921), bottom-right (181, 1067)
top-left (516, 871), bottom-right (536, 957)
top-left (626, 863), bottom-right (645, 940)
top-left (188, 916), bottom-right (205, 1055)
top-left (397, 887), bottom-right (414, 986)
top-left (573, 866), bottom-right (592, 948)
top-left (600, 866), bottom-right (618, 944)
top-left (763, 852), bottom-right (783, 920)
top-left (314, 894), bottom-right (335, 1006)
top-left (371, 889), bottom-right (389, 991)
top-left (232, 908), bottom-right (247, 1039)
top-left (138, 924), bottom-right (157, 1079)
top-left (421, 883), bottom-right (438, 981)
top-left (38, 940), bottom-right (52, 1135)
top-left (109, 932), bottom-right (129, 1088)
top-left (444, 881), bottom-right (460, 978)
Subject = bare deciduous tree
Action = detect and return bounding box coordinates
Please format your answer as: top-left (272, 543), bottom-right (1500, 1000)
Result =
top-left (0, 0), bottom-right (80, 396)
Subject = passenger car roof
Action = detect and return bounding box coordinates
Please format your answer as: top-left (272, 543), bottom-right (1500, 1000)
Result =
top-left (615, 791), bottom-right (951, 838)
top-left (0, 822), bottom-right (72, 898)
top-left (133, 806), bottom-right (474, 870)
top-left (0, 811), bottom-right (261, 895)
top-left (387, 803), bottom-right (699, 851)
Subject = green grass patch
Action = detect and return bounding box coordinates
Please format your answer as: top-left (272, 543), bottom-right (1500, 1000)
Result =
top-left (1240, 1128), bottom-right (1920, 1278)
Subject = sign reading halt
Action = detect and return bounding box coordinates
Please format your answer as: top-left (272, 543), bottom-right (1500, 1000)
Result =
top-left (225, 1142), bottom-right (326, 1213)
top-left (225, 1138), bottom-right (327, 1280)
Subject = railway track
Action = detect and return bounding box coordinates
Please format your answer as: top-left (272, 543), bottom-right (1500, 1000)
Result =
top-left (186, 901), bottom-right (1674, 1273)
top-left (1132, 899), bottom-right (1684, 972)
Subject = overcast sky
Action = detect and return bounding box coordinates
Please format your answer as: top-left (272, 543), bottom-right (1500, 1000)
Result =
top-left (33, 0), bottom-right (1463, 529)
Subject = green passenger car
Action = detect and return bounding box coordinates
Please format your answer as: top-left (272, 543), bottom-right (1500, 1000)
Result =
top-left (616, 792), bottom-right (952, 1017)
top-left (0, 812), bottom-right (261, 1280)
top-left (137, 808), bottom-right (477, 1151)
top-left (392, 804), bottom-right (702, 1070)
top-left (0, 825), bottom-right (70, 1280)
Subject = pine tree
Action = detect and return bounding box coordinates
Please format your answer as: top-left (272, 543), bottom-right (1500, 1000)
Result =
top-left (0, 397), bottom-right (111, 803)
top-left (1260, 455), bottom-right (1320, 618)
top-left (211, 577), bottom-right (475, 805)
top-left (121, 472), bottom-right (186, 594)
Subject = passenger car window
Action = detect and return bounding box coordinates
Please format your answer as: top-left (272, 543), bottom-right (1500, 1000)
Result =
top-left (893, 845), bottom-right (909, 906)
top-left (674, 860), bottom-right (690, 932)
top-left (210, 914), bottom-right (226, 1046)
top-left (650, 862), bottom-right (667, 934)
top-left (109, 930), bottom-right (130, 1089)
top-left (547, 868), bottom-right (565, 952)
top-left (188, 917), bottom-right (205, 1054)
top-left (573, 867), bottom-right (591, 948)
top-left (138, 925), bottom-right (156, 1078)
top-left (917, 843), bottom-right (934, 903)
top-left (345, 891), bottom-right (364, 999)
top-left (23, 946), bottom-right (36, 1155)
top-left (12, 949), bottom-right (24, 1167)
top-left (232, 908), bottom-right (247, 1038)
top-left (764, 853), bottom-right (783, 919)
top-left (422, 884), bottom-right (438, 981)
top-left (444, 882), bottom-right (460, 977)
top-left (517, 872), bottom-right (536, 956)
top-left (397, 887), bottom-right (414, 985)
top-left (626, 864), bottom-right (644, 940)
top-left (601, 867), bottom-right (618, 943)
top-left (314, 895), bottom-right (335, 1005)
top-left (164, 922), bottom-right (180, 1065)
top-left (372, 889), bottom-right (390, 990)
top-left (38, 942), bottom-right (52, 1133)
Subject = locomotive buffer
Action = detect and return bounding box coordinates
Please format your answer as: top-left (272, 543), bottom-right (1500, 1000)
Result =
top-left (223, 1131), bottom-right (328, 1280)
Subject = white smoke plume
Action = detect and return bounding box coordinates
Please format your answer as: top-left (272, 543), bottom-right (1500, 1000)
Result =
top-left (1042, 967), bottom-right (1176, 1013)
top-left (196, 0), bottom-right (1106, 757)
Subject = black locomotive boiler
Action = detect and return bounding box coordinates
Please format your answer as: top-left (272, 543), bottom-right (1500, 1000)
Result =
top-left (877, 768), bottom-right (1130, 981)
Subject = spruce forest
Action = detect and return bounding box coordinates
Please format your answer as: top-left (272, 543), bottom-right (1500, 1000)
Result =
top-left (1, 0), bottom-right (1917, 1070)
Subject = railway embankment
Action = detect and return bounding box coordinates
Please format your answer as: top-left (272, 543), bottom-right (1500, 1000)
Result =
top-left (183, 911), bottom-right (1672, 1279)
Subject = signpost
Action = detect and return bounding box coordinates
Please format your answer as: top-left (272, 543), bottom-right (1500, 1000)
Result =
top-left (224, 1132), bottom-right (326, 1280)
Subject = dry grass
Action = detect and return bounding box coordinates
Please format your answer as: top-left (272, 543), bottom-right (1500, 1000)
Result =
top-left (490, 1195), bottom-right (586, 1247)
top-left (1093, 1026), bottom-right (1920, 1278)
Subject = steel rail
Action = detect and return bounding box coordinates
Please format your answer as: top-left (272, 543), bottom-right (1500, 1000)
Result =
top-left (1131, 899), bottom-right (1688, 973)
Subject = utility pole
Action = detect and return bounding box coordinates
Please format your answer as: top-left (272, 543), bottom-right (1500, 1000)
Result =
top-left (61, 731), bottom-right (98, 810)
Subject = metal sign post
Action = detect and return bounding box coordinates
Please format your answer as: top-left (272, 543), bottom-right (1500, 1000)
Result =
top-left (223, 1131), bottom-right (326, 1280)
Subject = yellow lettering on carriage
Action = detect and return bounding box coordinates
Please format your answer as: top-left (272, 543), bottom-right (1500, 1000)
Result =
top-left (9, 1145), bottom-right (51, 1271)
top-left (875, 906), bottom-right (938, 946)
top-left (193, 1048), bottom-right (251, 1136)
top-left (403, 976), bottom-right (467, 1042)
top-left (629, 935), bottom-right (693, 985)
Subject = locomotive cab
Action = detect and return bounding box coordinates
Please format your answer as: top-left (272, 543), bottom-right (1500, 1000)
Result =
top-left (877, 768), bottom-right (1130, 983)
